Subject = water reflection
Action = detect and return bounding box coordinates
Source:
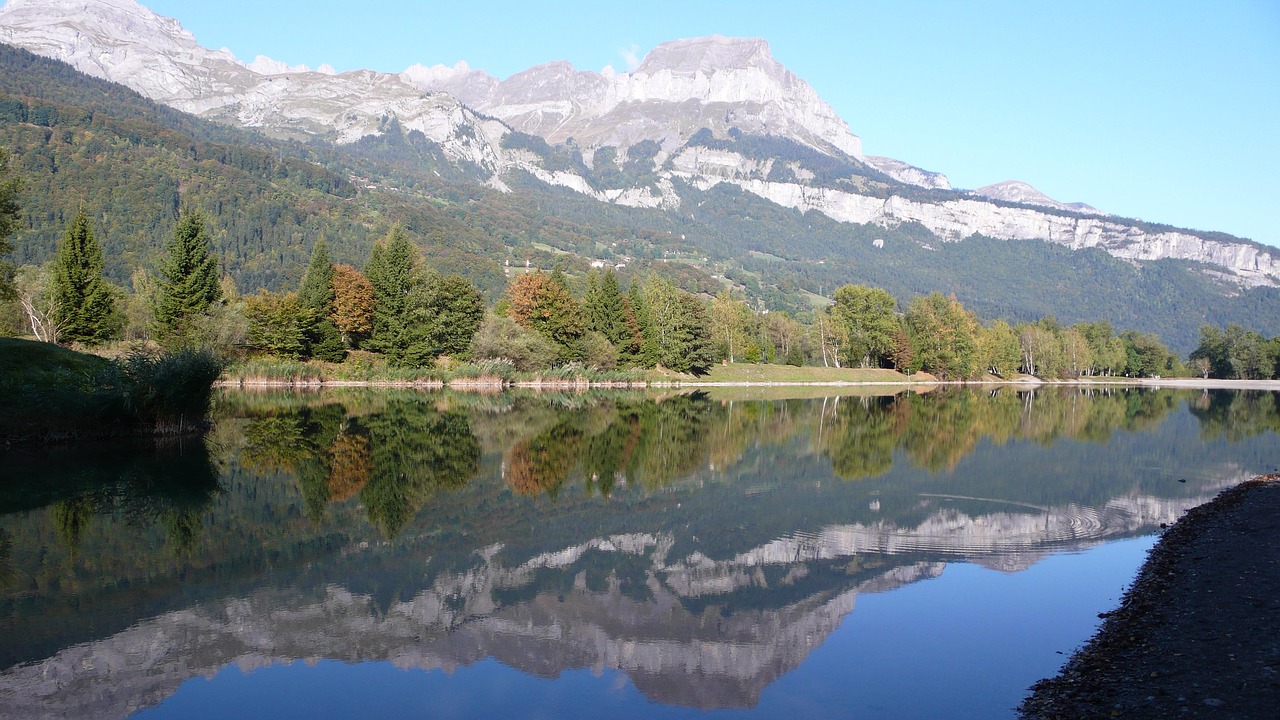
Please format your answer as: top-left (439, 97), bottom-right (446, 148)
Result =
top-left (0, 388), bottom-right (1276, 718)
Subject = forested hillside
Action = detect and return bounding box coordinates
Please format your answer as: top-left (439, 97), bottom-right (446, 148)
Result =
top-left (1, 42), bottom-right (1277, 352)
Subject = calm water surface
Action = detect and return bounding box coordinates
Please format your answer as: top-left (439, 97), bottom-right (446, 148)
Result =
top-left (0, 387), bottom-right (1276, 719)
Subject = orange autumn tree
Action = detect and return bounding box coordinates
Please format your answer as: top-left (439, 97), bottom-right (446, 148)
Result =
top-left (506, 271), bottom-right (584, 360)
top-left (330, 263), bottom-right (374, 347)
top-left (327, 431), bottom-right (371, 502)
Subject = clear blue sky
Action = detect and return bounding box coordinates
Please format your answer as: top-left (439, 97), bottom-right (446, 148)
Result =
top-left (146, 0), bottom-right (1280, 248)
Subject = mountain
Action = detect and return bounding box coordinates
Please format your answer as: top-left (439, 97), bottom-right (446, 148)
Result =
top-left (425, 36), bottom-right (866, 161)
top-left (0, 0), bottom-right (516, 172)
top-left (1, 0), bottom-right (1279, 351)
top-left (3, 0), bottom-right (1276, 295)
top-left (973, 180), bottom-right (1106, 215)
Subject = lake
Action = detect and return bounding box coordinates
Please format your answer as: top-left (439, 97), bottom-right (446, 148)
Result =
top-left (1, 386), bottom-right (1276, 719)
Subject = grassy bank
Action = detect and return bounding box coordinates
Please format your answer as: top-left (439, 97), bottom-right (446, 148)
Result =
top-left (0, 338), bottom-right (223, 443)
top-left (653, 362), bottom-right (936, 384)
top-left (221, 358), bottom-right (948, 388)
top-left (221, 353), bottom-right (648, 388)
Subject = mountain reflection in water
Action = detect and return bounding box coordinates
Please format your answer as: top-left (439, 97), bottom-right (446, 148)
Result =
top-left (0, 387), bottom-right (1276, 718)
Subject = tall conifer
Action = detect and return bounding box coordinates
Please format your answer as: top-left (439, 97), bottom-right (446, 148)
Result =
top-left (298, 239), bottom-right (335, 312)
top-left (585, 269), bottom-right (627, 346)
top-left (0, 147), bottom-right (19, 300)
top-left (155, 211), bottom-right (221, 346)
top-left (364, 227), bottom-right (418, 356)
top-left (51, 209), bottom-right (118, 344)
top-left (297, 239), bottom-right (344, 361)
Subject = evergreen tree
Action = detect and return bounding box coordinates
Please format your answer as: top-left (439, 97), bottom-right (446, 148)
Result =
top-left (50, 210), bottom-right (119, 345)
top-left (628, 281), bottom-right (659, 367)
top-left (363, 227), bottom-right (418, 356)
top-left (584, 269), bottom-right (628, 345)
top-left (0, 147), bottom-right (19, 300)
top-left (298, 239), bottom-right (335, 312)
top-left (297, 239), bottom-right (344, 361)
top-left (617, 296), bottom-right (646, 366)
top-left (155, 211), bottom-right (221, 347)
top-left (421, 273), bottom-right (485, 358)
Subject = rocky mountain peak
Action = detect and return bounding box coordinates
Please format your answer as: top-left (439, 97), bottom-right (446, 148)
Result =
top-left (635, 35), bottom-right (778, 77)
top-left (973, 180), bottom-right (1106, 215)
top-left (400, 60), bottom-right (496, 107)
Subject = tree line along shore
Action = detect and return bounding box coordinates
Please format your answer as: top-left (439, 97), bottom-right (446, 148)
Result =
top-left (2, 143), bottom-right (1278, 428)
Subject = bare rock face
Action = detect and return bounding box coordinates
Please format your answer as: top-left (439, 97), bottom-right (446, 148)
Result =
top-left (973, 180), bottom-right (1105, 215)
top-left (0, 0), bottom-right (248, 105)
top-left (444, 36), bottom-right (867, 164)
top-left (0, 0), bottom-right (515, 172)
top-left (2, 0), bottom-right (1277, 286)
top-left (399, 60), bottom-right (497, 107)
top-left (864, 155), bottom-right (952, 190)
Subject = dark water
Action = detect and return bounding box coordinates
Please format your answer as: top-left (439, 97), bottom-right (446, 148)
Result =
top-left (0, 387), bottom-right (1276, 719)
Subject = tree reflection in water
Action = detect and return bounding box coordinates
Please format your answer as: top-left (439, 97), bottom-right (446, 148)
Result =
top-left (0, 386), bottom-right (1276, 718)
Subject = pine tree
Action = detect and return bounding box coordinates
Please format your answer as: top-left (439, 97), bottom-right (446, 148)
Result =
top-left (298, 239), bottom-right (335, 312)
top-left (363, 227), bottom-right (418, 355)
top-left (50, 209), bottom-right (119, 345)
top-left (155, 211), bottom-right (221, 347)
top-left (0, 147), bottom-right (21, 300)
top-left (584, 269), bottom-right (627, 345)
top-left (297, 239), bottom-right (344, 361)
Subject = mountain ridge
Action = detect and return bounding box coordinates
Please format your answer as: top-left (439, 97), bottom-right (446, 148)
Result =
top-left (1, 0), bottom-right (1279, 334)
top-left (3, 0), bottom-right (1275, 292)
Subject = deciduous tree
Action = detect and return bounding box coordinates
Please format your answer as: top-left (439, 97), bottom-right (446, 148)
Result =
top-left (507, 270), bottom-right (584, 358)
top-left (330, 264), bottom-right (374, 347)
top-left (977, 320), bottom-right (1020, 377)
top-left (830, 284), bottom-right (898, 367)
top-left (641, 278), bottom-right (714, 374)
top-left (905, 293), bottom-right (979, 380)
top-left (244, 290), bottom-right (315, 358)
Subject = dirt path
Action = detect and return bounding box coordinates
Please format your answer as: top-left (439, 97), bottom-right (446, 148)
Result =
top-left (1020, 475), bottom-right (1280, 718)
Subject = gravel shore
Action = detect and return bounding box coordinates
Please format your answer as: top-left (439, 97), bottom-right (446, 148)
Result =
top-left (1019, 474), bottom-right (1280, 718)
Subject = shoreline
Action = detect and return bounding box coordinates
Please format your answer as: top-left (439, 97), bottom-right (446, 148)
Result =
top-left (1020, 474), bottom-right (1280, 718)
top-left (215, 377), bottom-right (1280, 391)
